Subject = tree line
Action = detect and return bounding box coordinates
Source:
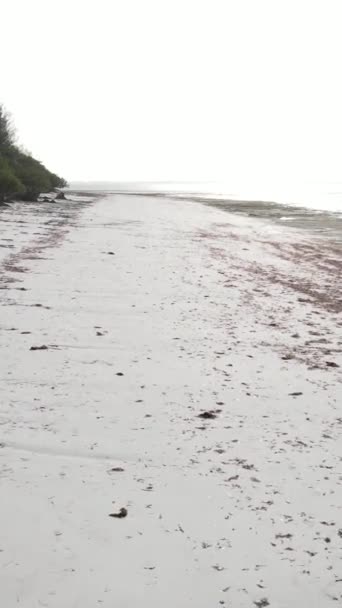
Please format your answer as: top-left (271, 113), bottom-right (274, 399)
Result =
top-left (0, 104), bottom-right (67, 203)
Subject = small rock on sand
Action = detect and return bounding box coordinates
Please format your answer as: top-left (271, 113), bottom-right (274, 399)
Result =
top-left (30, 345), bottom-right (48, 351)
top-left (109, 507), bottom-right (128, 519)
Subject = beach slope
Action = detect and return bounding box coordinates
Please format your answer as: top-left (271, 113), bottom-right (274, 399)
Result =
top-left (0, 193), bottom-right (341, 608)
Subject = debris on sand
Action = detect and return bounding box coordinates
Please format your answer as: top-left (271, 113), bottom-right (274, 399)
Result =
top-left (198, 409), bottom-right (221, 420)
top-left (109, 507), bottom-right (128, 519)
top-left (326, 361), bottom-right (339, 368)
top-left (254, 599), bottom-right (270, 608)
top-left (109, 467), bottom-right (125, 473)
top-left (275, 533), bottom-right (293, 540)
top-left (226, 475), bottom-right (239, 482)
top-left (30, 345), bottom-right (48, 351)
top-left (201, 542), bottom-right (211, 549)
top-left (198, 411), bottom-right (216, 419)
top-left (288, 391), bottom-right (303, 396)
top-left (31, 303), bottom-right (51, 309)
top-left (116, 372), bottom-right (124, 377)
top-left (107, 251), bottom-right (115, 255)
top-left (230, 458), bottom-right (256, 470)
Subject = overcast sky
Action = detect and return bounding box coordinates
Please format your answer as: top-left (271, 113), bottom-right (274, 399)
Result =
top-left (2, 0), bottom-right (342, 184)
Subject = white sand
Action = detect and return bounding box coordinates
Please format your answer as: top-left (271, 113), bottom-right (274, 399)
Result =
top-left (0, 194), bottom-right (341, 607)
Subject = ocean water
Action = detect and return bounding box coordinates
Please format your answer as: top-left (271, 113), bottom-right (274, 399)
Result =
top-left (68, 181), bottom-right (342, 239)
top-left (70, 181), bottom-right (342, 214)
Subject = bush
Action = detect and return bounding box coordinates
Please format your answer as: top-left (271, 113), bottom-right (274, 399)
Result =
top-left (0, 103), bottom-right (67, 201)
top-left (0, 105), bottom-right (15, 150)
top-left (14, 153), bottom-right (53, 200)
top-left (0, 157), bottom-right (25, 202)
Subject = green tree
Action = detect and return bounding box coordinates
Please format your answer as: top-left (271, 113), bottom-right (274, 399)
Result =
top-left (49, 172), bottom-right (68, 189)
top-left (0, 157), bottom-right (24, 202)
top-left (0, 105), bottom-right (15, 150)
top-left (14, 153), bottom-right (52, 200)
top-left (0, 102), bottom-right (68, 201)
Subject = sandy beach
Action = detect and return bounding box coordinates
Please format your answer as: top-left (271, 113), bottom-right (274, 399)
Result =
top-left (0, 193), bottom-right (341, 607)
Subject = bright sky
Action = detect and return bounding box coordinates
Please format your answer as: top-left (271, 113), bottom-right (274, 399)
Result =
top-left (2, 0), bottom-right (342, 184)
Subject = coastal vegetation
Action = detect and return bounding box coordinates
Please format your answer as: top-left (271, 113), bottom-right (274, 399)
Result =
top-left (0, 104), bottom-right (67, 203)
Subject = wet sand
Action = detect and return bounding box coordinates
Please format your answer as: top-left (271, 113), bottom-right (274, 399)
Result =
top-left (0, 193), bottom-right (341, 607)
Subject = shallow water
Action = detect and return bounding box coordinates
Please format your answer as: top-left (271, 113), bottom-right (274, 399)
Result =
top-left (187, 197), bottom-right (342, 241)
top-left (69, 180), bottom-right (342, 212)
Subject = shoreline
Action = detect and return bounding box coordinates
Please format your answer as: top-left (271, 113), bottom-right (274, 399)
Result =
top-left (67, 188), bottom-right (342, 240)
